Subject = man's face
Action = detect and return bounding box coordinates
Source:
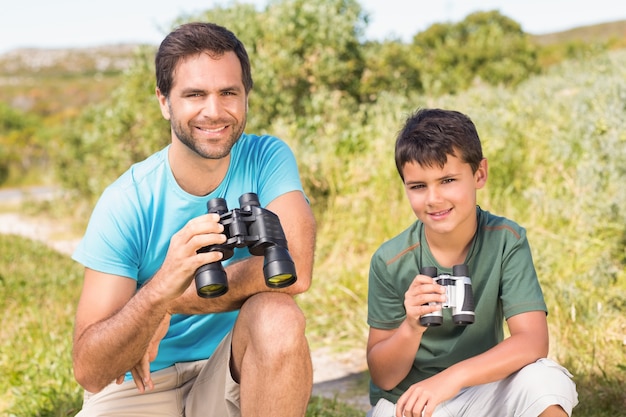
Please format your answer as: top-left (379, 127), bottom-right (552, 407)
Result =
top-left (401, 153), bottom-right (487, 236)
top-left (157, 51), bottom-right (248, 159)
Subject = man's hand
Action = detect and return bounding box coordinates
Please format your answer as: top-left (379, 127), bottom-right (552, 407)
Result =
top-left (115, 314), bottom-right (171, 393)
top-left (148, 213), bottom-right (227, 303)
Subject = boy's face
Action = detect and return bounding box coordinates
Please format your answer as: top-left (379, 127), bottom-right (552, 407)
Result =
top-left (402, 153), bottom-right (487, 236)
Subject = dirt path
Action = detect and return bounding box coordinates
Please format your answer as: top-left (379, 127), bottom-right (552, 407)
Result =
top-left (0, 189), bottom-right (371, 411)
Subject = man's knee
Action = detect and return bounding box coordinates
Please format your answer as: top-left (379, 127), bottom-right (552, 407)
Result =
top-left (237, 293), bottom-right (307, 346)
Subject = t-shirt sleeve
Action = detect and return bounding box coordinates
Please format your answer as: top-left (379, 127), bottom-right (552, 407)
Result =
top-left (367, 250), bottom-right (407, 330)
top-left (500, 227), bottom-right (547, 318)
top-left (72, 185), bottom-right (142, 280)
top-left (255, 136), bottom-right (306, 207)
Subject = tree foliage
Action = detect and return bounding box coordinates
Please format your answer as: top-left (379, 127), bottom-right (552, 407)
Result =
top-left (54, 47), bottom-right (168, 199)
top-left (51, 2), bottom-right (546, 203)
top-left (0, 103), bottom-right (47, 185)
top-left (194, 0), bottom-right (367, 127)
top-left (413, 10), bottom-right (540, 94)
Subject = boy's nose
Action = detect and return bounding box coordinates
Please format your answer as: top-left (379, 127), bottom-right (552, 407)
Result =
top-left (426, 187), bottom-right (442, 204)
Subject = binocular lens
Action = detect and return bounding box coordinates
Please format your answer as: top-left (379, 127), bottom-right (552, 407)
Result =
top-left (263, 245), bottom-right (297, 288)
top-left (198, 283), bottom-right (227, 296)
top-left (267, 273), bottom-right (295, 285)
top-left (195, 262), bottom-right (229, 298)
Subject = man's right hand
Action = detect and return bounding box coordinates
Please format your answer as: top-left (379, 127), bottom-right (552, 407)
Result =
top-left (148, 213), bottom-right (227, 302)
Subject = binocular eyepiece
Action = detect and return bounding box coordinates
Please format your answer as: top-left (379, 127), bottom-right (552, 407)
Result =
top-left (420, 264), bottom-right (475, 327)
top-left (194, 193), bottom-right (297, 298)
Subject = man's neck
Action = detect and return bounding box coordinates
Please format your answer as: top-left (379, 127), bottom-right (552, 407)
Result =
top-left (168, 141), bottom-right (230, 197)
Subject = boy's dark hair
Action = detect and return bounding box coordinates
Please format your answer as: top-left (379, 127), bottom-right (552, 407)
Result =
top-left (155, 22), bottom-right (254, 98)
top-left (395, 108), bottom-right (483, 180)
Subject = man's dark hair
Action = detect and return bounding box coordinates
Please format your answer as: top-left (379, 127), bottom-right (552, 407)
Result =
top-left (395, 108), bottom-right (483, 180)
top-left (155, 22), bottom-right (253, 98)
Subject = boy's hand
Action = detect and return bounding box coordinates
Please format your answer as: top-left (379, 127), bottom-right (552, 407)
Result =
top-left (396, 371), bottom-right (462, 417)
top-left (404, 274), bottom-right (446, 330)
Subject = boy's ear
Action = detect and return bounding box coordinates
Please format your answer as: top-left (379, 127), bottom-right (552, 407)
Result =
top-left (475, 158), bottom-right (488, 189)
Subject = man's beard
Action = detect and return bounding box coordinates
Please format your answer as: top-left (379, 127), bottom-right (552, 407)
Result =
top-left (170, 112), bottom-right (246, 160)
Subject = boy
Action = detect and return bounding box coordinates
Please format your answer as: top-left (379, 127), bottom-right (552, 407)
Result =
top-left (366, 108), bottom-right (578, 417)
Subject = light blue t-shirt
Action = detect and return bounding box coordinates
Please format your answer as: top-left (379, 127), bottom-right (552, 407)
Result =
top-left (72, 133), bottom-right (305, 373)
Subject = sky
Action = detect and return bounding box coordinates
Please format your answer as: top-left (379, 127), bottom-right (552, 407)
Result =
top-left (1, 0), bottom-right (626, 54)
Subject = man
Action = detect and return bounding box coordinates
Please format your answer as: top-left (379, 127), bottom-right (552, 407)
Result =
top-left (71, 22), bottom-right (316, 416)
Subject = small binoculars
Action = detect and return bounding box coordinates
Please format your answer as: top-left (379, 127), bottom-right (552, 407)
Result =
top-left (194, 193), bottom-right (297, 298)
top-left (420, 264), bottom-right (475, 327)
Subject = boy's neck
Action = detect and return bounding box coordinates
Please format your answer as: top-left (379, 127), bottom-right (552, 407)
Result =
top-left (425, 220), bottom-right (477, 269)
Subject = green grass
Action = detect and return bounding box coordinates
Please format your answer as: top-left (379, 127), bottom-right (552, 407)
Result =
top-left (0, 235), bottom-right (83, 416)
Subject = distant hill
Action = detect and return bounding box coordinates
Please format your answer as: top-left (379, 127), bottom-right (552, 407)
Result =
top-left (0, 44), bottom-right (150, 114)
top-left (0, 44), bottom-right (145, 76)
top-left (1, 19), bottom-right (625, 116)
top-left (532, 19), bottom-right (626, 45)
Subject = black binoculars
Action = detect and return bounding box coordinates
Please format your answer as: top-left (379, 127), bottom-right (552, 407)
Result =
top-left (420, 264), bottom-right (475, 327)
top-left (194, 193), bottom-right (297, 298)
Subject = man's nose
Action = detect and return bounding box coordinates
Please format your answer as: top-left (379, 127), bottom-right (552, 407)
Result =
top-left (200, 95), bottom-right (221, 118)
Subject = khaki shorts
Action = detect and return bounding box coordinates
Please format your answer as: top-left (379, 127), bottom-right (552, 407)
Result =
top-left (76, 331), bottom-right (240, 417)
top-left (367, 358), bottom-right (578, 417)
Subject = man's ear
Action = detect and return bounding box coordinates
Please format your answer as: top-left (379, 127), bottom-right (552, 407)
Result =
top-left (475, 158), bottom-right (488, 189)
top-left (156, 87), bottom-right (171, 121)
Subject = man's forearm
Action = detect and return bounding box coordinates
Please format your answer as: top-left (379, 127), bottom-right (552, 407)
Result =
top-left (73, 282), bottom-right (170, 393)
top-left (168, 256), bottom-right (272, 315)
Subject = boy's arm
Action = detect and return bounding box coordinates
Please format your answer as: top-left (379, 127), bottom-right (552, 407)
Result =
top-left (441, 310), bottom-right (549, 386)
top-left (395, 310), bottom-right (549, 417)
top-left (367, 273), bottom-right (446, 390)
top-left (367, 324), bottom-right (425, 390)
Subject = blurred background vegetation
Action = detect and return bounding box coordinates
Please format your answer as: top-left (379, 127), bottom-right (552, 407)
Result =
top-left (1, 0), bottom-right (625, 415)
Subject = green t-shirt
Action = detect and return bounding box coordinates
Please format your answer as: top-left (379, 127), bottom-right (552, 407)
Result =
top-left (367, 207), bottom-right (547, 405)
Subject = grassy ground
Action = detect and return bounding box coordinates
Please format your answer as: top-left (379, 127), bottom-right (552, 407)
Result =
top-left (0, 233), bottom-right (366, 416)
